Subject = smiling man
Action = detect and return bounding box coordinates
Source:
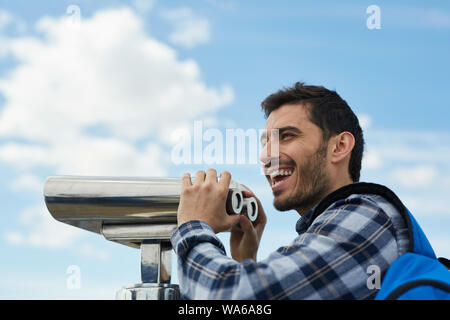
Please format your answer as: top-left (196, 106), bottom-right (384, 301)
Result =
top-left (260, 84), bottom-right (362, 215)
top-left (171, 82), bottom-right (410, 299)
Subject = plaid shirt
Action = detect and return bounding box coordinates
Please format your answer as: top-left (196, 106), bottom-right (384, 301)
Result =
top-left (170, 192), bottom-right (410, 300)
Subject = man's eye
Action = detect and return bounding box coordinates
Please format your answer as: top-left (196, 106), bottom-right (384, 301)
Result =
top-left (281, 133), bottom-right (294, 140)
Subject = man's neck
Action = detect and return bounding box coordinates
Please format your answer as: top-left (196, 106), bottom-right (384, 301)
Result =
top-left (296, 179), bottom-right (354, 216)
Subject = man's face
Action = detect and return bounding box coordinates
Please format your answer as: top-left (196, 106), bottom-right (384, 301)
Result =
top-left (260, 103), bottom-right (331, 213)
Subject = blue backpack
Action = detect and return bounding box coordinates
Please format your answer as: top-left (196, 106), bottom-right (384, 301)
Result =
top-left (311, 183), bottom-right (450, 300)
top-left (372, 186), bottom-right (450, 300)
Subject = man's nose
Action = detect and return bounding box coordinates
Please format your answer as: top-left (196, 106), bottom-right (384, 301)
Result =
top-left (259, 140), bottom-right (279, 168)
top-left (259, 144), bottom-right (270, 166)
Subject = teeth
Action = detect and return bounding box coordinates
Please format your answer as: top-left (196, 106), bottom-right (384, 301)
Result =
top-left (269, 169), bottom-right (293, 180)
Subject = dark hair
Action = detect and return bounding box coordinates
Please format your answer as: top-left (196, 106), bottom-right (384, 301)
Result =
top-left (261, 82), bottom-right (364, 182)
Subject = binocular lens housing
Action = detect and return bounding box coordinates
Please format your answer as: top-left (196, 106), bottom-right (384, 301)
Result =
top-left (44, 176), bottom-right (258, 247)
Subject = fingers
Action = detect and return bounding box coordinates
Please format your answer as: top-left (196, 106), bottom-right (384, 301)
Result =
top-left (182, 172), bottom-right (192, 187)
top-left (227, 214), bottom-right (242, 231)
top-left (241, 190), bottom-right (265, 221)
top-left (242, 190), bottom-right (255, 198)
top-left (194, 169), bottom-right (220, 185)
top-left (219, 170), bottom-right (231, 189)
top-left (205, 168), bottom-right (218, 183)
top-left (190, 169), bottom-right (230, 187)
top-left (239, 215), bottom-right (254, 234)
top-left (194, 170), bottom-right (206, 186)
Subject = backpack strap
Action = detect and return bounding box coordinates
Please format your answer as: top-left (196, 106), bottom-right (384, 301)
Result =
top-left (438, 257), bottom-right (450, 270)
top-left (308, 182), bottom-right (415, 253)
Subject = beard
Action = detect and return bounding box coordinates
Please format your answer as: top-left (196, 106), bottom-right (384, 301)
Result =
top-left (273, 142), bottom-right (330, 213)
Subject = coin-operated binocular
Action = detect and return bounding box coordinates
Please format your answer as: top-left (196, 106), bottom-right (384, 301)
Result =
top-left (44, 176), bottom-right (258, 300)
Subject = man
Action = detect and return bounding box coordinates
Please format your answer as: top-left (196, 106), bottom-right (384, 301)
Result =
top-left (170, 82), bottom-right (410, 299)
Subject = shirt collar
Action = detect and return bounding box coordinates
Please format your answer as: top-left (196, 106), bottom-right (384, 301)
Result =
top-left (294, 182), bottom-right (359, 234)
top-left (295, 205), bottom-right (316, 235)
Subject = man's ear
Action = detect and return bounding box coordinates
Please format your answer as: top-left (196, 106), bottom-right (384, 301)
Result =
top-left (330, 132), bottom-right (355, 164)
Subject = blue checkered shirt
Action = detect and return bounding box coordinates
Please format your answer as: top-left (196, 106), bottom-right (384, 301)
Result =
top-left (170, 193), bottom-right (410, 299)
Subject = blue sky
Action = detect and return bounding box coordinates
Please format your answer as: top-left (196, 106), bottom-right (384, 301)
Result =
top-left (0, 0), bottom-right (449, 299)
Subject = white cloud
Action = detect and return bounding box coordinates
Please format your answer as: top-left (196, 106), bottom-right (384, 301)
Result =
top-left (0, 8), bottom-right (231, 145)
top-left (363, 129), bottom-right (450, 166)
top-left (5, 204), bottom-right (85, 248)
top-left (76, 244), bottom-right (111, 261)
top-left (358, 113), bottom-right (372, 130)
top-left (362, 148), bottom-right (383, 170)
top-left (10, 173), bottom-right (43, 192)
top-left (0, 7), bottom-right (233, 175)
top-left (361, 126), bottom-right (450, 224)
top-left (391, 165), bottom-right (438, 188)
top-left (161, 7), bottom-right (211, 49)
top-left (4, 203), bottom-right (112, 261)
top-left (4, 231), bottom-right (24, 245)
top-left (0, 143), bottom-right (51, 170)
top-left (400, 194), bottom-right (450, 218)
top-left (0, 7), bottom-right (233, 253)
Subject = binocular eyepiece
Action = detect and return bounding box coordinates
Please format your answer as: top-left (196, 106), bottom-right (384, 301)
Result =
top-left (226, 189), bottom-right (258, 222)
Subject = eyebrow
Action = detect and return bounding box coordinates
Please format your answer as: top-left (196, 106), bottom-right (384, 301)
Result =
top-left (278, 126), bottom-right (302, 135)
top-left (260, 126), bottom-right (302, 144)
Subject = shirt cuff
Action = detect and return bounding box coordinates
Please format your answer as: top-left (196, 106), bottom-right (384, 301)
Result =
top-left (170, 220), bottom-right (226, 258)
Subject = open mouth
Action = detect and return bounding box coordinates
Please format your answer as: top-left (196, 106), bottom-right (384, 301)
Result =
top-left (267, 167), bottom-right (294, 190)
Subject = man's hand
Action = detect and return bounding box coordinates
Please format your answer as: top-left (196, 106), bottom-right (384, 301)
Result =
top-left (177, 169), bottom-right (241, 233)
top-left (230, 190), bottom-right (266, 262)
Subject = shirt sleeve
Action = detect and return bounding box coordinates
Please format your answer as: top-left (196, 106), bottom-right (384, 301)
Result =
top-left (170, 194), bottom-right (400, 300)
